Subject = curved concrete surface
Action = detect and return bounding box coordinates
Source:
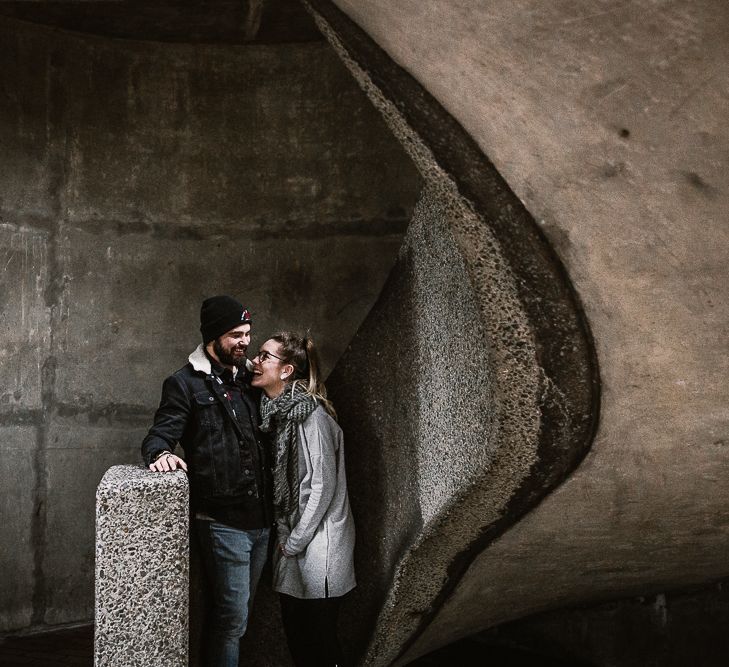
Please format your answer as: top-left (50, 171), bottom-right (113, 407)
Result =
top-left (305, 2), bottom-right (596, 664)
top-left (2, 2), bottom-right (727, 664)
top-left (310, 0), bottom-right (729, 664)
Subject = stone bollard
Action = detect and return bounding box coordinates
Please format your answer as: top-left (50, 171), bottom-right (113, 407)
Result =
top-left (95, 465), bottom-right (189, 667)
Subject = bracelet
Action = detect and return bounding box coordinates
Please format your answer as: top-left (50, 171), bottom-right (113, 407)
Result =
top-left (152, 451), bottom-right (172, 463)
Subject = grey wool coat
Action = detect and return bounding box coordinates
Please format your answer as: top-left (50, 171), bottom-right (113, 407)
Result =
top-left (273, 405), bottom-right (356, 599)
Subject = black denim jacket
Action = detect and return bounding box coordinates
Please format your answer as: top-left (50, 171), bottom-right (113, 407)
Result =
top-left (141, 347), bottom-right (270, 516)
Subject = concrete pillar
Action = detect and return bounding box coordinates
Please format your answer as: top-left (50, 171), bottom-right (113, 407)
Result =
top-left (95, 465), bottom-right (189, 667)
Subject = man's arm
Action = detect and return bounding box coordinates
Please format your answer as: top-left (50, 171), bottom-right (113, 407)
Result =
top-left (141, 374), bottom-right (190, 473)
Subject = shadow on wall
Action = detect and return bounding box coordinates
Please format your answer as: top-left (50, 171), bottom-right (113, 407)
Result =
top-left (436, 578), bottom-right (729, 667)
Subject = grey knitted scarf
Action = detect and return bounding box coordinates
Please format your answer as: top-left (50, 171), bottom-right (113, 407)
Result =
top-left (259, 382), bottom-right (317, 525)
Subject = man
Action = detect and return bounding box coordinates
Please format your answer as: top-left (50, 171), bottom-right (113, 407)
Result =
top-left (142, 295), bottom-right (271, 667)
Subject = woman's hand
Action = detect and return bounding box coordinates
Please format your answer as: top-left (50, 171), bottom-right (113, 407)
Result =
top-left (149, 452), bottom-right (188, 473)
top-left (278, 543), bottom-right (293, 558)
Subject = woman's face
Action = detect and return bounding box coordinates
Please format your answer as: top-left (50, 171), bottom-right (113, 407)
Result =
top-left (250, 339), bottom-right (291, 398)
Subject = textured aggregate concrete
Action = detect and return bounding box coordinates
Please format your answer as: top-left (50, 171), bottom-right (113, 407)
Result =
top-left (0, 14), bottom-right (421, 634)
top-left (95, 465), bottom-right (189, 667)
top-left (319, 0), bottom-right (729, 662)
top-left (306, 6), bottom-right (595, 666)
top-left (327, 184), bottom-right (539, 664)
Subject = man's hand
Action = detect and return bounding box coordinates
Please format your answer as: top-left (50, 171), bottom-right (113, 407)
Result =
top-left (278, 543), bottom-right (293, 558)
top-left (149, 452), bottom-right (188, 473)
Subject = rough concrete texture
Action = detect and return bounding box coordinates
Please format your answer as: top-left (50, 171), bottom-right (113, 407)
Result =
top-left (95, 465), bottom-right (188, 667)
top-left (307, 3), bottom-right (597, 665)
top-left (327, 185), bottom-right (538, 664)
top-left (0, 14), bottom-right (421, 634)
top-left (318, 0), bottom-right (729, 662)
top-left (0, 226), bottom-right (49, 414)
top-left (0, 426), bottom-right (37, 631)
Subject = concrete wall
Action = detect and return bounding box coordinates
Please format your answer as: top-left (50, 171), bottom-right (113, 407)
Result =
top-left (0, 16), bottom-right (420, 633)
top-left (310, 0), bottom-right (729, 662)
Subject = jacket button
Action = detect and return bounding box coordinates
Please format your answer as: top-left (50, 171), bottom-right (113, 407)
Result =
top-left (247, 490), bottom-right (253, 496)
top-left (244, 468), bottom-right (251, 475)
top-left (208, 397), bottom-right (214, 401)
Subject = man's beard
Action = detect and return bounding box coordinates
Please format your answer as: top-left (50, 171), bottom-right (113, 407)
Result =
top-left (213, 338), bottom-right (245, 368)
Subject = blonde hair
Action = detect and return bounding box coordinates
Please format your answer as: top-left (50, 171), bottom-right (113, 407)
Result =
top-left (270, 331), bottom-right (336, 419)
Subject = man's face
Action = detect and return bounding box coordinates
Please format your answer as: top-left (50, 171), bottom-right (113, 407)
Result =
top-left (212, 323), bottom-right (251, 368)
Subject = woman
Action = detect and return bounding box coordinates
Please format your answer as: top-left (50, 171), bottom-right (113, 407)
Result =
top-left (251, 331), bottom-right (356, 667)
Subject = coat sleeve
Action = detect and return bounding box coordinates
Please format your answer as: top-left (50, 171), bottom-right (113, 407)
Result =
top-left (284, 415), bottom-right (338, 556)
top-left (141, 374), bottom-right (191, 465)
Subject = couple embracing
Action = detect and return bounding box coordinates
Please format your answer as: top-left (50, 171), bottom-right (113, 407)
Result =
top-left (141, 295), bottom-right (355, 667)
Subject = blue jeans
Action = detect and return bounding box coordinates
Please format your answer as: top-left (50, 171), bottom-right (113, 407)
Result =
top-left (196, 520), bottom-right (270, 667)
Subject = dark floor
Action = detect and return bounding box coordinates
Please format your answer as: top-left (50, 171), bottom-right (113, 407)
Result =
top-left (0, 625), bottom-right (588, 667)
top-left (0, 627), bottom-right (585, 667)
top-left (408, 638), bottom-right (592, 666)
top-left (0, 625), bottom-right (93, 667)
top-left (5, 580), bottom-right (728, 666)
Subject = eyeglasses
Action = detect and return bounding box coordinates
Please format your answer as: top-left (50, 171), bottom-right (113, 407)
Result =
top-left (256, 350), bottom-right (284, 363)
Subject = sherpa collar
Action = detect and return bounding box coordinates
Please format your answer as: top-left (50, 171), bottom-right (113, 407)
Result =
top-left (188, 343), bottom-right (248, 378)
top-left (188, 343), bottom-right (212, 375)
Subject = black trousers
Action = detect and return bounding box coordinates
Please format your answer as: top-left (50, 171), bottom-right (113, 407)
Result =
top-left (279, 593), bottom-right (345, 667)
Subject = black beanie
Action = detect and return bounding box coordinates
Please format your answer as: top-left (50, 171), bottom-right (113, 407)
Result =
top-left (200, 295), bottom-right (252, 344)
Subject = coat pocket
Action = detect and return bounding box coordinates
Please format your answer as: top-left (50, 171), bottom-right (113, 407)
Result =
top-left (193, 390), bottom-right (219, 429)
